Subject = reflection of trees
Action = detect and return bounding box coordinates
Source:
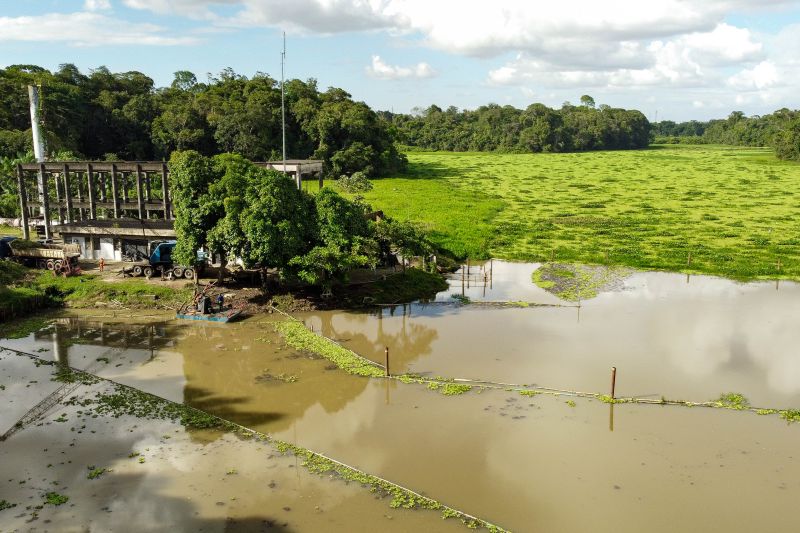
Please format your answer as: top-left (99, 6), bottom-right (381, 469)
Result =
top-left (312, 305), bottom-right (439, 370)
top-left (177, 322), bottom-right (369, 436)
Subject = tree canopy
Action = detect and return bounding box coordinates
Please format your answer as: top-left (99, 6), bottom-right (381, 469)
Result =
top-left (651, 109), bottom-right (800, 161)
top-left (386, 99), bottom-right (651, 153)
top-left (0, 64), bottom-right (407, 177)
top-left (168, 151), bottom-right (431, 291)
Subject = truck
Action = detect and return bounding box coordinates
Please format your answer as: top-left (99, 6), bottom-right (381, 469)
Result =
top-left (124, 240), bottom-right (204, 280)
top-left (0, 237), bottom-right (81, 274)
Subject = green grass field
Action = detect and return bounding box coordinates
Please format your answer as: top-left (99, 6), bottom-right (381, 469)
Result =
top-left (358, 145), bottom-right (800, 280)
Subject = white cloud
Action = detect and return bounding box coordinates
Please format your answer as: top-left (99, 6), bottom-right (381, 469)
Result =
top-left (0, 12), bottom-right (198, 46)
top-left (366, 55), bottom-right (435, 79)
top-left (486, 21), bottom-right (766, 91)
top-left (728, 60), bottom-right (779, 90)
top-left (85, 0), bottom-right (112, 10)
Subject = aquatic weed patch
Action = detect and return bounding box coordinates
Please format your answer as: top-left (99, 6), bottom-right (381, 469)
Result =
top-left (532, 262), bottom-right (631, 301)
top-left (0, 316), bottom-right (54, 340)
top-left (44, 492), bottom-right (68, 506)
top-left (273, 319), bottom-right (384, 377)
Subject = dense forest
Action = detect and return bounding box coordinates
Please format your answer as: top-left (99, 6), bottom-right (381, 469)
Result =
top-left (386, 98), bottom-right (651, 153)
top-left (0, 64), bottom-right (406, 175)
top-left (652, 109), bottom-right (800, 160)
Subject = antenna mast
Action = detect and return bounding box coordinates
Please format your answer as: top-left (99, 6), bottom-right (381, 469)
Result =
top-left (281, 32), bottom-right (289, 181)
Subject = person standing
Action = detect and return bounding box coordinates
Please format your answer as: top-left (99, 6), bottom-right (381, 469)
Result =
top-left (99, 257), bottom-right (105, 272)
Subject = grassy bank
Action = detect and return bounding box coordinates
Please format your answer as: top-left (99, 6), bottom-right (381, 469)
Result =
top-left (32, 272), bottom-right (193, 309)
top-left (362, 145), bottom-right (800, 280)
top-left (1, 264), bottom-right (193, 324)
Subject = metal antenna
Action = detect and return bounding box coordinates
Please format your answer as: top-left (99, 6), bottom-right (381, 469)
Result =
top-left (281, 32), bottom-right (287, 177)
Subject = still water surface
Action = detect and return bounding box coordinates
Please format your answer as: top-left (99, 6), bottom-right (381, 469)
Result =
top-left (4, 262), bottom-right (800, 532)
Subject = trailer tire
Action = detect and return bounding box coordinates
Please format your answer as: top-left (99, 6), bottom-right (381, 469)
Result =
top-left (54, 260), bottom-right (63, 271)
top-left (183, 267), bottom-right (195, 279)
top-left (132, 265), bottom-right (143, 276)
top-left (172, 267), bottom-right (184, 279)
top-left (37, 259), bottom-right (47, 269)
top-left (46, 259), bottom-right (55, 270)
top-left (143, 266), bottom-right (153, 278)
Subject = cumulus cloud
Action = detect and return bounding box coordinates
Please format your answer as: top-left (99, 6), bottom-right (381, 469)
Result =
top-left (0, 12), bottom-right (198, 46)
top-left (366, 55), bottom-right (436, 80)
top-left (486, 21), bottom-right (767, 90)
top-left (85, 0), bottom-right (112, 10)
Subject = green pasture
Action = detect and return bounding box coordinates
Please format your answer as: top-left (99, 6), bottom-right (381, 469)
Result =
top-left (359, 145), bottom-right (800, 280)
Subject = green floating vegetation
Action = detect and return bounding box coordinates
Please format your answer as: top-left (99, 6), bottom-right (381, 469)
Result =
top-left (44, 492), bottom-right (68, 506)
top-left (87, 466), bottom-right (106, 480)
top-left (0, 316), bottom-right (54, 340)
top-left (780, 409), bottom-right (800, 423)
top-left (715, 392), bottom-right (750, 410)
top-left (440, 383), bottom-right (472, 396)
top-left (272, 441), bottom-right (506, 531)
top-left (0, 499), bottom-right (17, 511)
top-left (532, 262), bottom-right (631, 302)
top-left (274, 320), bottom-right (384, 377)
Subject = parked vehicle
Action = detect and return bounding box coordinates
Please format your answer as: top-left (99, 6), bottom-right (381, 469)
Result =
top-left (124, 240), bottom-right (205, 279)
top-left (0, 237), bottom-right (81, 274)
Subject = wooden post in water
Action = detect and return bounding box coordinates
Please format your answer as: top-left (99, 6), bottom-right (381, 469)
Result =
top-left (611, 366), bottom-right (617, 400)
top-left (384, 346), bottom-right (390, 377)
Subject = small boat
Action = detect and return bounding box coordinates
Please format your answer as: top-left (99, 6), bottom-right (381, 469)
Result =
top-left (176, 308), bottom-right (243, 323)
top-left (177, 289), bottom-right (243, 323)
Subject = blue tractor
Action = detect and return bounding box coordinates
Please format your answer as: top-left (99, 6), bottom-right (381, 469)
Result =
top-left (126, 240), bottom-right (204, 280)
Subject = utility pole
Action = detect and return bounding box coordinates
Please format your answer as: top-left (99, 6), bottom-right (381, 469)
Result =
top-left (28, 84), bottom-right (51, 240)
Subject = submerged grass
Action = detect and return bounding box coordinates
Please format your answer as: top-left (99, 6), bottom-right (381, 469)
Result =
top-left (362, 146), bottom-right (800, 280)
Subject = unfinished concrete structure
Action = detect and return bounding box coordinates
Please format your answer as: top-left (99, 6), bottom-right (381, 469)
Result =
top-left (15, 159), bottom-right (324, 261)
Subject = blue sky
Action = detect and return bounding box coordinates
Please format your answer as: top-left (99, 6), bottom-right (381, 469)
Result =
top-left (2, 1), bottom-right (799, 121)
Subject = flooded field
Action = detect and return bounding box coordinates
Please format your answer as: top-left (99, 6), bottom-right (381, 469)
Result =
top-left (2, 261), bottom-right (800, 532)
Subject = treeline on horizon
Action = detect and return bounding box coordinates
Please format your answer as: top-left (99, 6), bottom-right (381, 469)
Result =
top-left (386, 97), bottom-right (651, 153)
top-left (653, 109), bottom-right (800, 160)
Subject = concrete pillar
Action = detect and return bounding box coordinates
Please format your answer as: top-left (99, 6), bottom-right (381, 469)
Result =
top-left (86, 164), bottom-right (97, 219)
top-left (161, 164), bottom-right (170, 220)
top-left (136, 165), bottom-right (145, 220)
top-left (16, 164), bottom-right (30, 240)
top-left (110, 164), bottom-right (120, 218)
top-left (63, 164), bottom-right (74, 223)
top-left (39, 163), bottom-right (51, 240)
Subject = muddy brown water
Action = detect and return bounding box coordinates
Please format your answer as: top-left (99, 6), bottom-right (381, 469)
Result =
top-left (2, 261), bottom-right (800, 532)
